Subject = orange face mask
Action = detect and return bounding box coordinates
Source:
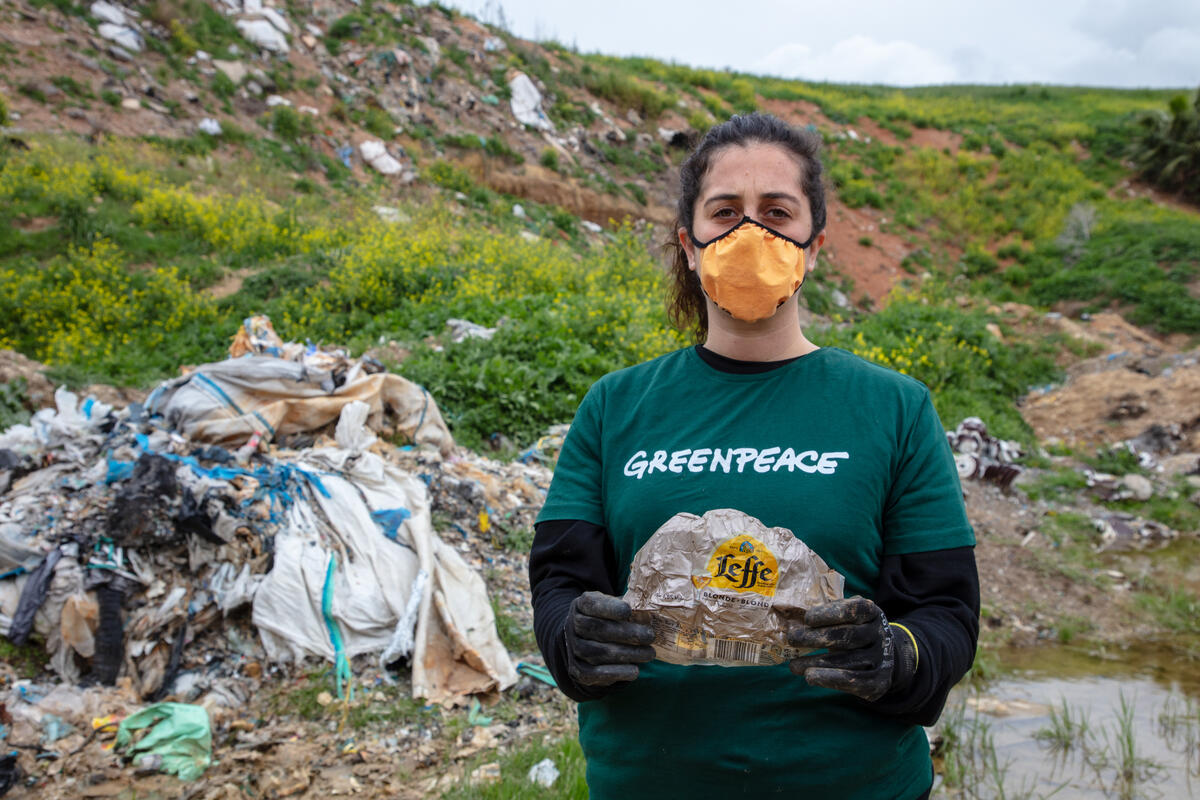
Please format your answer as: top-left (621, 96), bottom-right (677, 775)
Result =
top-left (691, 218), bottom-right (816, 323)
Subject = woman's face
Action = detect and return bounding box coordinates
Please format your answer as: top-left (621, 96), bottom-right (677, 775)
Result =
top-left (680, 141), bottom-right (824, 271)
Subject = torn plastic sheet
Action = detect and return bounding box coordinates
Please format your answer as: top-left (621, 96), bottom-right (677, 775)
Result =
top-left (253, 406), bottom-right (517, 703)
top-left (508, 71), bottom-right (553, 131)
top-left (115, 702), bottom-right (212, 781)
top-left (380, 568), bottom-right (426, 672)
top-left (6, 545), bottom-right (64, 646)
top-left (147, 355), bottom-right (454, 456)
top-left (371, 508), bottom-right (412, 541)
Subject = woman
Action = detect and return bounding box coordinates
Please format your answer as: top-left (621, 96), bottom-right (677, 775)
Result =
top-left (530, 113), bottom-right (979, 799)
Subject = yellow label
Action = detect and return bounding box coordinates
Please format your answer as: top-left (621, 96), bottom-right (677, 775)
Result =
top-left (703, 535), bottom-right (778, 597)
top-left (675, 626), bottom-right (707, 651)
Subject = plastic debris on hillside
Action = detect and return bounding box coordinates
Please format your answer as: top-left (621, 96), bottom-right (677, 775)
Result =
top-left (1085, 470), bottom-right (1154, 502)
top-left (96, 23), bottom-right (143, 53)
top-left (508, 72), bottom-right (553, 132)
top-left (1093, 513), bottom-right (1177, 552)
top-left (947, 417), bottom-right (1023, 490)
top-left (89, 1), bottom-right (128, 26)
top-left (527, 757), bottom-right (559, 787)
top-left (235, 18), bottom-right (289, 53)
top-left (150, 315), bottom-right (454, 456)
top-left (115, 702), bottom-right (212, 781)
top-left (197, 118), bottom-right (222, 136)
top-left (360, 140), bottom-right (403, 175)
top-left (446, 318), bottom-right (498, 343)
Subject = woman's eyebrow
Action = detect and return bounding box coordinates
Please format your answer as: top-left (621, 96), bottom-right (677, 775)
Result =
top-left (702, 193), bottom-right (741, 207)
top-left (703, 191), bottom-right (801, 207)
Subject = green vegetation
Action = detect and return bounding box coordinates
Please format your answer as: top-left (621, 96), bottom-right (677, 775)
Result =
top-left (0, 636), bottom-right (49, 678)
top-left (1132, 86), bottom-right (1200, 203)
top-left (491, 598), bottom-right (535, 653)
top-left (442, 736), bottom-right (588, 800)
top-left (0, 376), bottom-right (30, 429)
top-left (818, 292), bottom-right (1058, 442)
top-left (1134, 582), bottom-right (1200, 635)
top-left (1034, 698), bottom-right (1092, 752)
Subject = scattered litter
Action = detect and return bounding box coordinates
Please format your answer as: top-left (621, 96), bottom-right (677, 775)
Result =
top-left (1093, 514), bottom-right (1177, 552)
top-left (471, 761), bottom-right (501, 783)
top-left (89, 1), bottom-right (128, 26)
top-left (483, 37), bottom-right (505, 53)
top-left (197, 118), bottom-right (222, 136)
top-left (259, 7), bottom-right (292, 36)
top-left (235, 18), bottom-right (289, 53)
top-left (516, 661), bottom-right (556, 687)
top-left (360, 140), bottom-right (403, 176)
top-left (213, 59), bottom-right (248, 85)
top-left (446, 319), bottom-right (498, 343)
top-left (97, 23), bottom-right (143, 53)
top-left (1085, 471), bottom-right (1154, 502)
top-left (528, 757), bottom-right (559, 787)
top-left (508, 72), bottom-right (553, 132)
top-left (948, 418), bottom-right (1023, 490)
top-left (115, 702), bottom-right (211, 781)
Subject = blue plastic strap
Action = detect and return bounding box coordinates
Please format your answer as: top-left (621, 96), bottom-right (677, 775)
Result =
top-left (321, 554), bottom-right (353, 701)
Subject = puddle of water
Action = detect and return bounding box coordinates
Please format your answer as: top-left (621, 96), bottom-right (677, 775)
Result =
top-left (933, 644), bottom-right (1200, 799)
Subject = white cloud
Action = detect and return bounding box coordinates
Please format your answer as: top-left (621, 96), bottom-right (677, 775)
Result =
top-left (1139, 27), bottom-right (1200, 85)
top-left (753, 35), bottom-right (958, 86)
top-left (1076, 0), bottom-right (1200, 49)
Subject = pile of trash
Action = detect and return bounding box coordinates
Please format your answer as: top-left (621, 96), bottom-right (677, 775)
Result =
top-left (0, 317), bottom-right (542, 729)
top-left (948, 417), bottom-right (1023, 491)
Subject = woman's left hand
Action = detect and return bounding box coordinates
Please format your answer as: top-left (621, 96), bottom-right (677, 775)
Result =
top-left (787, 597), bottom-right (913, 702)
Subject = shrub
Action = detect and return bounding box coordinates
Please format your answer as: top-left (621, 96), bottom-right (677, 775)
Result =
top-left (426, 160), bottom-right (474, 193)
top-left (362, 108), bottom-right (395, 140)
top-left (1131, 87), bottom-right (1200, 202)
top-left (270, 106), bottom-right (306, 141)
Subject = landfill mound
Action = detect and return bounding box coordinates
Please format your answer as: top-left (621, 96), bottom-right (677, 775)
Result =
top-left (0, 318), bottom-right (571, 793)
top-left (1020, 310), bottom-right (1200, 451)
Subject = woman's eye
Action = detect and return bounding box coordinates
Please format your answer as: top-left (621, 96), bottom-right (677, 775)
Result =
top-left (713, 208), bottom-right (736, 218)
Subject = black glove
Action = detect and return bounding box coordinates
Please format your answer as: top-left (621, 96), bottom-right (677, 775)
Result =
top-left (566, 591), bottom-right (656, 688)
top-left (787, 597), bottom-right (918, 702)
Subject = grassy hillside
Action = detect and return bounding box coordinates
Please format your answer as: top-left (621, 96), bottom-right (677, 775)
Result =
top-left (1, 0), bottom-right (1197, 450)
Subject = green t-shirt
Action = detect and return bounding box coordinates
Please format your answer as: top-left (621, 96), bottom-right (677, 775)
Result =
top-left (538, 346), bottom-right (974, 799)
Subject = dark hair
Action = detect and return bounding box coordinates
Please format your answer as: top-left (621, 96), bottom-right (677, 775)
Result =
top-left (665, 113), bottom-right (827, 341)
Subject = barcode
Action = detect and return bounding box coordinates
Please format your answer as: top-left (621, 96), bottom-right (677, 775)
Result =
top-left (708, 638), bottom-right (761, 663)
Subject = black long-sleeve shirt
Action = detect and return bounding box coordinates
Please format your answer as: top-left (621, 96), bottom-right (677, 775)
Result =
top-left (530, 345), bottom-right (980, 726)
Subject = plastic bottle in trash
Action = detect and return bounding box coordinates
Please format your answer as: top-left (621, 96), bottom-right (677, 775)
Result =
top-left (235, 432), bottom-right (262, 465)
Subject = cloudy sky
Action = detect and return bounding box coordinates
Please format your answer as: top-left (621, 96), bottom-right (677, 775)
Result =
top-left (438, 0), bottom-right (1199, 88)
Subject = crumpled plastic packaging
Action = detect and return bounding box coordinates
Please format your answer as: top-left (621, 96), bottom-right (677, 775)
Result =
top-left (115, 702), bottom-right (212, 781)
top-left (623, 509), bottom-right (844, 667)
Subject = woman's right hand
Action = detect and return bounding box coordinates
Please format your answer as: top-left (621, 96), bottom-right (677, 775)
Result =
top-left (566, 591), bottom-right (656, 687)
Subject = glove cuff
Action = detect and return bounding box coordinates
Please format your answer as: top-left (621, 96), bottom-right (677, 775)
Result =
top-left (889, 622), bottom-right (919, 693)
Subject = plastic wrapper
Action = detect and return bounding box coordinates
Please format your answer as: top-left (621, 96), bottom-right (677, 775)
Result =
top-left (623, 509), bottom-right (844, 667)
